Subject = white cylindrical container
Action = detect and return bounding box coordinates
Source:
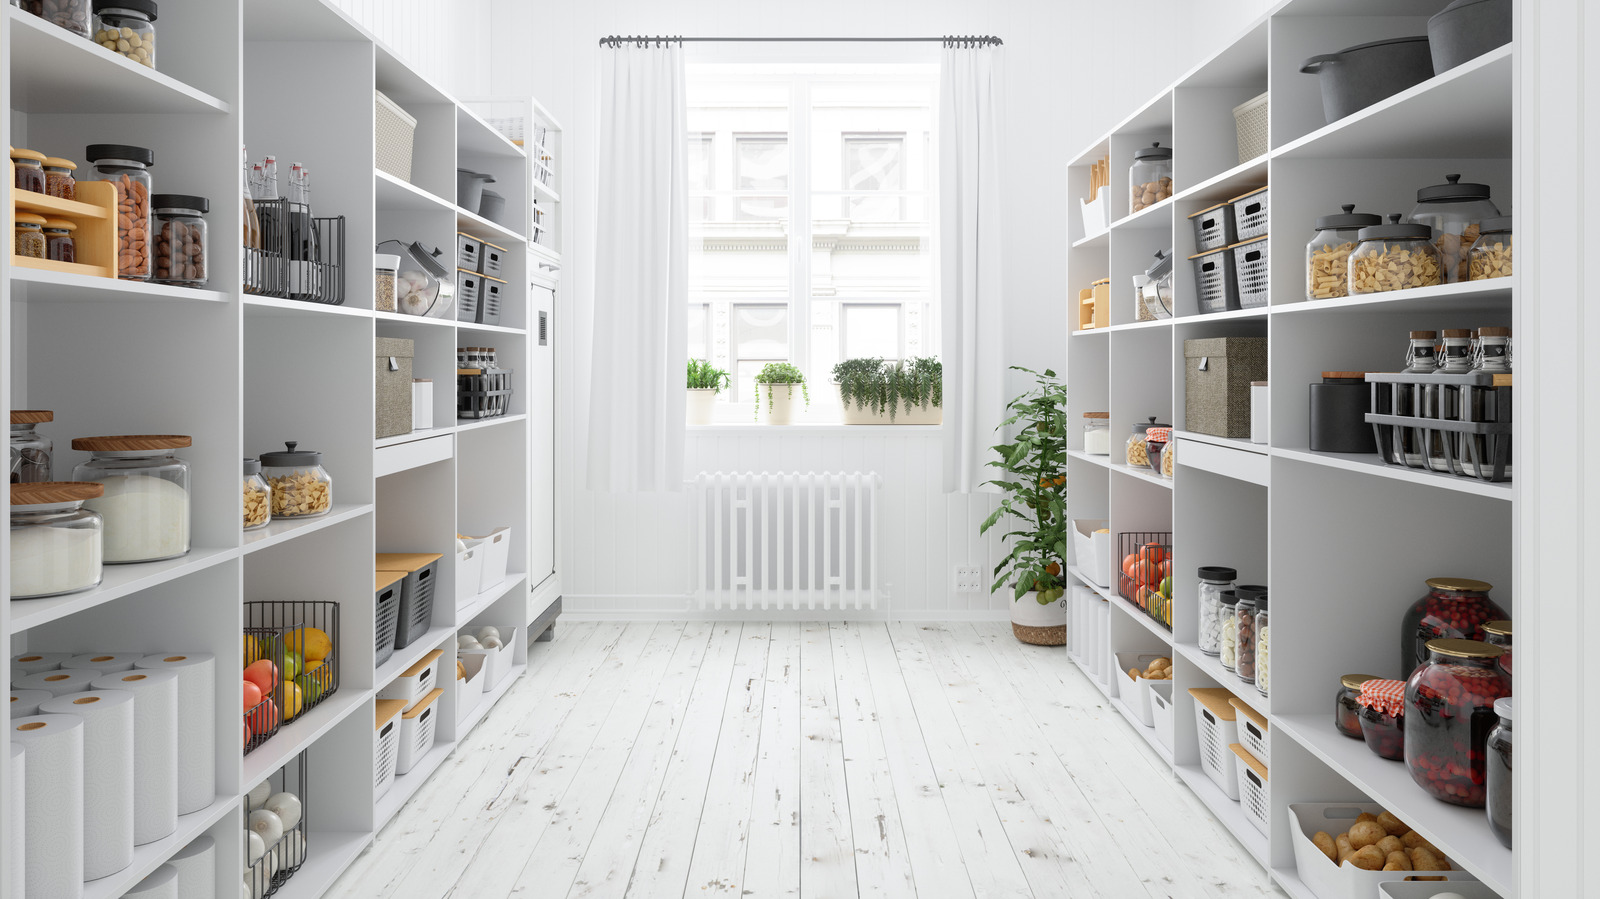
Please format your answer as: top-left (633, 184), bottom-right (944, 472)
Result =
top-left (39, 690), bottom-right (136, 881)
top-left (413, 379), bottom-right (434, 430)
top-left (125, 864), bottom-right (179, 898)
top-left (10, 689), bottom-right (52, 718)
top-left (169, 834), bottom-right (216, 899)
top-left (1250, 382), bottom-right (1269, 444)
top-left (13, 713), bottom-right (86, 899)
top-left (15, 667), bottom-right (104, 698)
top-left (134, 653), bottom-right (215, 815)
top-left (65, 652), bottom-right (142, 673)
top-left (90, 670), bottom-right (178, 845)
top-left (12, 651), bottom-right (72, 677)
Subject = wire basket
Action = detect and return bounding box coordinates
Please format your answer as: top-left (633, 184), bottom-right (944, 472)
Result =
top-left (1366, 371), bottom-right (1512, 482)
top-left (458, 369), bottom-right (513, 420)
top-left (245, 750), bottom-right (309, 898)
top-left (247, 199), bottom-right (345, 305)
top-left (243, 601), bottom-right (340, 756)
top-left (1117, 532), bottom-right (1173, 630)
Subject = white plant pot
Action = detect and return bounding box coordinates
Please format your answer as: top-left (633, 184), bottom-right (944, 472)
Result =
top-left (686, 388), bottom-right (718, 425)
top-left (837, 385), bottom-right (942, 425)
top-left (1011, 590), bottom-right (1067, 645)
top-left (759, 384), bottom-right (802, 425)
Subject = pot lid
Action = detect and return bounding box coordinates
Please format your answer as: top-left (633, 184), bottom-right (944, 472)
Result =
top-left (243, 458), bottom-right (261, 476)
top-left (1417, 173), bottom-right (1492, 202)
top-left (71, 434), bottom-right (191, 452)
top-left (1340, 673), bottom-right (1380, 690)
top-left (1358, 214), bottom-right (1430, 241)
top-left (1480, 214), bottom-right (1512, 232)
top-left (259, 441), bottom-right (323, 467)
top-left (85, 143), bottom-right (154, 165)
top-left (151, 194), bottom-right (209, 213)
top-left (1426, 637), bottom-right (1503, 660)
top-left (1132, 416), bottom-right (1170, 435)
top-left (1198, 566), bottom-right (1237, 582)
top-left (1315, 204), bottom-right (1383, 231)
top-left (1302, 35), bottom-right (1430, 73)
top-left (1143, 249), bottom-right (1174, 280)
top-left (12, 481), bottom-right (104, 505)
top-left (1426, 576), bottom-right (1492, 592)
top-left (11, 410), bottom-right (53, 424)
top-left (1133, 141), bottom-right (1171, 161)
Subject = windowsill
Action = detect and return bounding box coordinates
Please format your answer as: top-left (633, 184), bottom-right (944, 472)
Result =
top-left (688, 423), bottom-right (942, 435)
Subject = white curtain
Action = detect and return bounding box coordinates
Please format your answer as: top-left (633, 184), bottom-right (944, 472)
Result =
top-left (586, 44), bottom-right (688, 493)
top-left (940, 45), bottom-right (1007, 493)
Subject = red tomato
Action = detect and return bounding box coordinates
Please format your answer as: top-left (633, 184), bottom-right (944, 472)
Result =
top-left (243, 659), bottom-right (278, 695)
top-left (243, 681), bottom-right (262, 712)
top-left (246, 698), bottom-right (278, 735)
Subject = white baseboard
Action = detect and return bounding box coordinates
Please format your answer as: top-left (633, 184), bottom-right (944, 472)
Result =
top-left (559, 594), bottom-right (1011, 623)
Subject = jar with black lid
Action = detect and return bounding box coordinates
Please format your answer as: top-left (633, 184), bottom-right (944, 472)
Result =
top-left (151, 193), bottom-right (208, 286)
top-left (1233, 586), bottom-right (1263, 684)
top-left (1129, 142), bottom-right (1173, 214)
top-left (1410, 173), bottom-right (1501, 283)
top-left (1196, 566), bottom-right (1236, 656)
top-left (1350, 215), bottom-right (1442, 294)
top-left (1306, 204), bottom-right (1381, 300)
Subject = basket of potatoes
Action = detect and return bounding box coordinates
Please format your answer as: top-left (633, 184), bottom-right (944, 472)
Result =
top-left (1113, 652), bottom-right (1172, 726)
top-left (1291, 803), bottom-right (1478, 899)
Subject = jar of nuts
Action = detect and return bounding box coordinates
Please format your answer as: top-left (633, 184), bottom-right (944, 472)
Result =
top-left (85, 143), bottom-right (155, 281)
top-left (1129, 142), bottom-right (1173, 215)
top-left (1468, 215), bottom-right (1512, 281)
top-left (151, 194), bottom-right (208, 286)
top-left (1349, 215), bottom-right (1442, 295)
top-left (11, 148), bottom-right (46, 194)
top-left (41, 0), bottom-right (91, 37)
top-left (243, 458), bottom-right (271, 531)
top-left (92, 0), bottom-right (157, 69)
top-left (258, 441), bottom-right (332, 519)
top-left (1410, 174), bottom-right (1501, 284)
top-left (1306, 204), bottom-right (1380, 301)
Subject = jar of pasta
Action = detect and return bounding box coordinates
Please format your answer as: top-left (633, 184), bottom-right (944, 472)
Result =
top-left (1306, 204), bottom-right (1380, 300)
top-left (1469, 216), bottom-right (1512, 281)
top-left (1410, 174), bottom-right (1500, 284)
top-left (243, 458), bottom-right (271, 531)
top-left (259, 441), bottom-right (332, 519)
top-left (1350, 215), bottom-right (1442, 294)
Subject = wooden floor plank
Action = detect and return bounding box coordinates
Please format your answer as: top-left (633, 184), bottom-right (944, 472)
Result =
top-left (740, 622), bottom-right (803, 899)
top-left (798, 621), bottom-right (858, 899)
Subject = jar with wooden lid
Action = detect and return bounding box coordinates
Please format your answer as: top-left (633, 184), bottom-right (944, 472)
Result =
top-left (10, 410), bottom-right (54, 483)
top-left (259, 441), bottom-right (332, 519)
top-left (1350, 215), bottom-right (1442, 294)
top-left (1438, 329), bottom-right (1476, 374)
top-left (1405, 330), bottom-right (1439, 373)
top-left (71, 434), bottom-right (191, 563)
top-left (1306, 204), bottom-right (1381, 300)
top-left (14, 213), bottom-right (46, 259)
top-left (1475, 326), bottom-right (1511, 372)
top-left (42, 157), bottom-right (76, 200)
top-left (10, 481), bottom-right (104, 599)
top-left (1400, 576), bottom-right (1506, 676)
top-left (1404, 638), bottom-right (1511, 806)
top-left (1081, 412), bottom-right (1110, 455)
top-left (1336, 673), bottom-right (1380, 740)
top-left (11, 148), bottom-right (46, 194)
top-left (42, 219), bottom-right (76, 264)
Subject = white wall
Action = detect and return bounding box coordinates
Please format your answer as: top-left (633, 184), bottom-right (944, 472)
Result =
top-left (324, 0), bottom-right (489, 97)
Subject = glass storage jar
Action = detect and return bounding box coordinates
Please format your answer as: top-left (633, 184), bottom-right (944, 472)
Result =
top-left (1404, 638), bottom-right (1511, 807)
top-left (71, 435), bottom-right (191, 563)
top-left (1233, 587), bottom-right (1262, 685)
top-left (242, 458), bottom-right (271, 531)
top-left (259, 441), bottom-right (332, 519)
top-left (1196, 566), bottom-right (1236, 655)
top-left (1401, 577), bottom-right (1505, 675)
top-left (1486, 698), bottom-right (1512, 848)
top-left (1130, 142), bottom-right (1173, 214)
top-left (42, 157), bottom-right (76, 200)
top-left (10, 482), bottom-right (105, 599)
top-left (1082, 412), bottom-right (1110, 455)
top-left (1219, 590), bottom-right (1240, 671)
top-left (1482, 619), bottom-right (1512, 681)
top-left (1254, 594), bottom-right (1270, 696)
top-left (1306, 204), bottom-right (1381, 300)
top-left (1410, 174), bottom-right (1501, 284)
top-left (1350, 215), bottom-right (1442, 294)
top-left (11, 148), bottom-right (46, 194)
top-left (1405, 330), bottom-right (1439, 373)
top-left (10, 410), bottom-right (54, 484)
top-left (1336, 673), bottom-right (1380, 740)
top-left (1145, 426), bottom-right (1171, 474)
top-left (92, 0), bottom-right (157, 68)
top-left (1125, 417), bottom-right (1165, 468)
top-left (375, 253), bottom-right (400, 313)
top-left (1469, 215), bottom-right (1512, 281)
top-left (41, 0), bottom-right (91, 36)
top-left (151, 194), bottom-right (208, 286)
top-left (1356, 677), bottom-right (1407, 760)
top-left (85, 143), bottom-right (154, 281)
top-left (17, 0), bottom-right (43, 14)
top-left (42, 219), bottom-right (76, 264)
top-left (1475, 326), bottom-right (1511, 373)
top-left (1438, 329), bottom-right (1476, 374)
top-left (14, 213), bottom-right (46, 259)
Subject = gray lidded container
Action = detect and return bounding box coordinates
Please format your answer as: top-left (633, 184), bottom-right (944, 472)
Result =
top-left (478, 189), bottom-right (506, 224)
top-left (375, 336), bottom-right (415, 438)
top-left (1428, 0), bottom-right (1512, 74)
top-left (1184, 337), bottom-right (1268, 439)
top-left (1300, 36), bottom-right (1434, 125)
top-left (456, 169), bottom-right (495, 213)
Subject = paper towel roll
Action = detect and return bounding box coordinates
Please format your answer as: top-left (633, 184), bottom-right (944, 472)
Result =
top-left (91, 670), bottom-right (177, 845)
top-left (13, 713), bottom-right (85, 899)
top-left (169, 834), bottom-right (216, 899)
top-left (8, 743), bottom-right (23, 899)
top-left (11, 651), bottom-right (71, 677)
top-left (40, 690), bottom-right (135, 881)
top-left (15, 668), bottom-right (104, 698)
top-left (11, 688), bottom-right (52, 719)
top-left (66, 652), bottom-right (143, 674)
top-left (135, 654), bottom-right (214, 815)
top-left (124, 863), bottom-right (178, 897)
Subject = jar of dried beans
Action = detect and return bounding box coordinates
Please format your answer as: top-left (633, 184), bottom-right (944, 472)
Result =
top-left (1404, 638), bottom-right (1511, 807)
top-left (85, 143), bottom-right (155, 281)
top-left (151, 193), bottom-right (208, 286)
top-left (1233, 586), bottom-right (1263, 684)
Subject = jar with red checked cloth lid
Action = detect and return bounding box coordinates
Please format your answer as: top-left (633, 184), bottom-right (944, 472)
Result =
top-left (1145, 425), bottom-right (1172, 475)
top-left (1357, 678), bottom-right (1406, 760)
top-left (1482, 619), bottom-right (1512, 681)
top-left (1404, 638), bottom-right (1511, 807)
top-left (1336, 673), bottom-right (1380, 740)
top-left (1400, 577), bottom-right (1506, 677)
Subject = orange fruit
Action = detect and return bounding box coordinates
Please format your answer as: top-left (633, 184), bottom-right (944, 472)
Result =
top-left (1122, 554), bottom-right (1138, 580)
top-left (1045, 562), bottom-right (1061, 577)
top-left (1133, 560), bottom-right (1159, 587)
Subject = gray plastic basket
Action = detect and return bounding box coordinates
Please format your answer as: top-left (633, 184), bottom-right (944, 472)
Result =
top-left (1231, 187), bottom-right (1269, 240)
top-left (1189, 203), bottom-right (1237, 253)
top-left (1191, 247), bottom-right (1240, 314)
top-left (393, 560), bottom-right (438, 650)
top-left (374, 574), bottom-right (403, 667)
top-left (1232, 237), bottom-right (1270, 309)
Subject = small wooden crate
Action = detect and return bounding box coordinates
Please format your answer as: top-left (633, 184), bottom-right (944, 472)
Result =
top-left (9, 168), bottom-right (117, 279)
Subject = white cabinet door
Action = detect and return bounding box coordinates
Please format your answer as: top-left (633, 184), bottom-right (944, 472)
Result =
top-left (530, 282), bottom-right (556, 584)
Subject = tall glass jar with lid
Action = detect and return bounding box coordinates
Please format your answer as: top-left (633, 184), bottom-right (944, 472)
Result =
top-left (11, 148), bottom-right (46, 194)
top-left (1129, 143), bottom-right (1173, 214)
top-left (1125, 417), bottom-right (1165, 468)
top-left (1219, 590), bottom-right (1240, 672)
top-left (1349, 215), bottom-right (1442, 294)
top-left (1306, 204), bottom-right (1381, 300)
top-left (10, 410), bottom-right (54, 483)
top-left (1233, 587), bottom-right (1262, 685)
top-left (1196, 566), bottom-right (1236, 656)
top-left (259, 441), bottom-right (332, 519)
top-left (42, 157), bottom-right (76, 200)
top-left (1404, 638), bottom-right (1511, 806)
top-left (1410, 174), bottom-right (1501, 283)
top-left (1081, 412), bottom-right (1110, 455)
top-left (1254, 594), bottom-right (1270, 696)
top-left (92, 0), bottom-right (157, 68)
top-left (10, 482), bottom-right (104, 599)
top-left (1469, 215), bottom-right (1512, 281)
top-left (1486, 698), bottom-right (1512, 848)
top-left (85, 143), bottom-right (155, 281)
top-left (14, 214), bottom-right (46, 259)
top-left (1400, 577), bottom-right (1506, 675)
top-left (151, 194), bottom-right (208, 286)
top-left (71, 434), bottom-right (191, 563)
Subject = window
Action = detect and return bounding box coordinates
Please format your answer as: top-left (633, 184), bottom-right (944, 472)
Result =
top-left (687, 64), bottom-right (938, 422)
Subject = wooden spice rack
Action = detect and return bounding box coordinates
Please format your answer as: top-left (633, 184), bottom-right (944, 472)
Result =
top-left (8, 161), bottom-right (118, 278)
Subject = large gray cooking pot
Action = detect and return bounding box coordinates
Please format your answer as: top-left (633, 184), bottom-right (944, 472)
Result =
top-left (1301, 35), bottom-right (1434, 125)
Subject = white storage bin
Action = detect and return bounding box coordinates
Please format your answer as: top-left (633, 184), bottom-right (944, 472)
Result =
top-left (1233, 91), bottom-right (1269, 164)
top-left (1149, 682), bottom-right (1175, 753)
top-left (1289, 803), bottom-right (1478, 899)
top-left (374, 90), bottom-right (418, 182)
top-left (1113, 651), bottom-right (1169, 726)
top-left (374, 699), bottom-right (404, 801)
top-left (1071, 519), bottom-right (1111, 588)
top-left (456, 653), bottom-right (486, 725)
top-left (1230, 743), bottom-right (1269, 836)
top-left (377, 649), bottom-right (443, 712)
top-left (458, 625), bottom-right (520, 692)
top-left (456, 540), bottom-right (484, 608)
top-left (1079, 192), bottom-right (1109, 239)
top-left (1093, 601), bottom-right (1112, 686)
top-left (1189, 688), bottom-right (1241, 800)
top-left (1378, 882), bottom-right (1499, 899)
top-left (412, 379), bottom-right (433, 430)
top-left (470, 527), bottom-right (512, 591)
top-left (395, 687), bottom-right (443, 775)
top-left (1230, 697), bottom-right (1269, 767)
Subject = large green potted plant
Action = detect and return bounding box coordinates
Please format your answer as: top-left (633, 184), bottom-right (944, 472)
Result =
top-left (686, 359), bottom-right (730, 426)
top-left (833, 357), bottom-right (943, 425)
top-left (753, 362), bottom-right (808, 424)
top-left (979, 366), bottom-right (1069, 645)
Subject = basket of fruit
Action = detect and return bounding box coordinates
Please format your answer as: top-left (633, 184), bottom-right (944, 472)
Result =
top-left (1118, 533), bottom-right (1173, 630)
top-left (243, 602), bottom-right (339, 755)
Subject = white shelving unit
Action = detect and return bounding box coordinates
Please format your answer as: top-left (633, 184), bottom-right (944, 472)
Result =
top-left (1, 1), bottom-right (560, 896)
top-left (1064, 2), bottom-right (1517, 898)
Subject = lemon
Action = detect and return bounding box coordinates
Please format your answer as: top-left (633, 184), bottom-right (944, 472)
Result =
top-left (243, 635), bottom-right (263, 665)
top-left (280, 680), bottom-right (303, 720)
top-left (288, 627), bottom-right (332, 663)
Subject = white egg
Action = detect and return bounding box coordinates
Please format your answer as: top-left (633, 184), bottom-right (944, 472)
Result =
top-left (248, 808), bottom-right (284, 847)
top-left (246, 780), bottom-right (271, 810)
top-left (247, 829), bottom-right (265, 865)
top-left (242, 875), bottom-right (255, 899)
top-left (266, 791), bottom-right (303, 830)
top-left (481, 637), bottom-right (502, 650)
top-left (477, 626), bottom-right (500, 642)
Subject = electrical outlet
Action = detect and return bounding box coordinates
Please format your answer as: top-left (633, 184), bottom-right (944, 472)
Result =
top-left (953, 566), bottom-right (983, 592)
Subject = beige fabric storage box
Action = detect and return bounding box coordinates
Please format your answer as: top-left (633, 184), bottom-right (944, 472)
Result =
top-left (376, 337), bottom-right (415, 438)
top-left (1184, 337), bottom-right (1267, 438)
top-left (375, 90), bottom-right (418, 182)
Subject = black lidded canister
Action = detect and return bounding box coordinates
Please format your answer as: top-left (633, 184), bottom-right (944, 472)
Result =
top-left (1310, 372), bottom-right (1377, 454)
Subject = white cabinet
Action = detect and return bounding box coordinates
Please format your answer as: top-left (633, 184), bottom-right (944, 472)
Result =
top-left (530, 280), bottom-right (557, 585)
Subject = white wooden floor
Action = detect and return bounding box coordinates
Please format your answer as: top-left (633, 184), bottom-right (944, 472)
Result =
top-left (330, 622), bottom-right (1286, 899)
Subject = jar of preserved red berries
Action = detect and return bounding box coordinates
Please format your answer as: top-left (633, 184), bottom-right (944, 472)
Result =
top-left (1486, 698), bottom-right (1511, 849)
top-left (1404, 638), bottom-right (1511, 807)
top-left (1400, 577), bottom-right (1506, 676)
top-left (1357, 678), bottom-right (1406, 761)
top-left (1336, 673), bottom-right (1380, 740)
top-left (1482, 619), bottom-right (1511, 681)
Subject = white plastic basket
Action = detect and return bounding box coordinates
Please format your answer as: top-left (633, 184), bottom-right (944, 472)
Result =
top-left (1079, 193), bottom-right (1109, 240)
top-left (373, 700), bottom-right (403, 800)
top-left (1229, 696), bottom-right (1269, 767)
top-left (1093, 601), bottom-right (1112, 686)
top-left (395, 687), bottom-right (442, 775)
top-left (1233, 91), bottom-right (1269, 164)
top-left (1114, 652), bottom-right (1169, 726)
top-left (1070, 519), bottom-right (1111, 588)
top-left (1149, 681), bottom-right (1175, 753)
top-left (376, 649), bottom-right (442, 712)
top-left (1289, 803), bottom-right (1478, 899)
top-left (458, 625), bottom-right (521, 693)
top-left (1379, 882), bottom-right (1499, 899)
top-left (1231, 743), bottom-right (1269, 836)
top-left (1190, 688), bottom-right (1241, 799)
top-left (456, 653), bottom-right (486, 725)
top-left (470, 528), bottom-right (512, 592)
top-left (456, 540), bottom-right (483, 610)
top-left (374, 90), bottom-right (418, 182)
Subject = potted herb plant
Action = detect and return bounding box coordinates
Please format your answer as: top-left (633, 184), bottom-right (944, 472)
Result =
top-left (833, 357), bottom-right (943, 425)
top-left (753, 362), bottom-right (808, 424)
top-left (979, 366), bottom-right (1069, 645)
top-left (686, 359), bottom-right (730, 426)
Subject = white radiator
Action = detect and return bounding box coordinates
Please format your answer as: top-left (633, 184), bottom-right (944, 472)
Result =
top-left (689, 471), bottom-right (882, 611)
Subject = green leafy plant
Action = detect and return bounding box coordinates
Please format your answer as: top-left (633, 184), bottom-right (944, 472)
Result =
top-left (833, 357), bottom-right (942, 422)
top-left (979, 367), bottom-right (1069, 604)
top-left (687, 359), bottom-right (731, 393)
top-left (753, 362), bottom-right (809, 418)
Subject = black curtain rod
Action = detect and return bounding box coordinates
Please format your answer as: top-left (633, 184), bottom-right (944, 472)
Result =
top-left (598, 34), bottom-right (1002, 48)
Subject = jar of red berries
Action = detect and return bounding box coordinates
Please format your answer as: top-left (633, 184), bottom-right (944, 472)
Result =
top-left (1400, 577), bottom-right (1506, 676)
top-left (1336, 673), bottom-right (1379, 740)
top-left (1357, 678), bottom-right (1406, 761)
top-left (1403, 638), bottom-right (1511, 807)
top-left (1482, 619), bottom-right (1512, 682)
